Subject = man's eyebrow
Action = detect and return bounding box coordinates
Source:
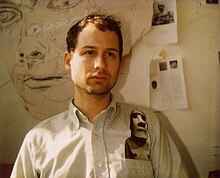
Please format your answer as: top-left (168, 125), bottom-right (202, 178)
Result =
top-left (81, 46), bottom-right (96, 50)
top-left (106, 48), bottom-right (119, 53)
top-left (81, 46), bottom-right (119, 53)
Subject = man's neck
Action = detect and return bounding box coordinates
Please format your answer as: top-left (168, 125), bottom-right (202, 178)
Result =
top-left (74, 89), bottom-right (111, 123)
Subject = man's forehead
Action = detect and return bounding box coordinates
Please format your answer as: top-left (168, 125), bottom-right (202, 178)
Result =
top-left (76, 24), bottom-right (119, 50)
top-left (79, 23), bottom-right (116, 36)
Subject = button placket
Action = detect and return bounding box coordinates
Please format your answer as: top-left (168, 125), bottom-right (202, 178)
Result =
top-left (91, 118), bottom-right (109, 178)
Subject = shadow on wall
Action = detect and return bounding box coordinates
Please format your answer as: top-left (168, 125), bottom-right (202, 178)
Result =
top-left (112, 51), bottom-right (133, 103)
top-left (156, 112), bottom-right (200, 178)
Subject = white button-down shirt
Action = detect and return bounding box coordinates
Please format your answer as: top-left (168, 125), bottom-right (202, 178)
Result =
top-left (11, 99), bottom-right (186, 178)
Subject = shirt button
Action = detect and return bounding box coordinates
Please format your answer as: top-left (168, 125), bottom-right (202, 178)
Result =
top-left (99, 161), bottom-right (104, 167)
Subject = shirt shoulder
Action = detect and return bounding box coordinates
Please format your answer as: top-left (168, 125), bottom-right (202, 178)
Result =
top-left (33, 111), bottom-right (69, 129)
top-left (24, 111), bottom-right (71, 143)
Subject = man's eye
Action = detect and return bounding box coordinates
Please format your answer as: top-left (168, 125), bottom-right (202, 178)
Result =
top-left (85, 50), bottom-right (95, 55)
top-left (105, 52), bottom-right (115, 58)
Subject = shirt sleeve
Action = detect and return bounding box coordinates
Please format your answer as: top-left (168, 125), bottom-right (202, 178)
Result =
top-left (150, 119), bottom-right (189, 178)
top-left (10, 133), bottom-right (38, 178)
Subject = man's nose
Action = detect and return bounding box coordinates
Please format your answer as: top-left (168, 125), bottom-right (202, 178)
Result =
top-left (94, 54), bottom-right (107, 70)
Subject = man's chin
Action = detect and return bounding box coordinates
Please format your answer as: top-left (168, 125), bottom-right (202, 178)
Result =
top-left (87, 89), bottom-right (111, 96)
top-left (82, 84), bottom-right (114, 96)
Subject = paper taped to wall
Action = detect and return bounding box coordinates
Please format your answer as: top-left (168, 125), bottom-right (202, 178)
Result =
top-left (143, 0), bottom-right (177, 45)
top-left (150, 58), bottom-right (188, 111)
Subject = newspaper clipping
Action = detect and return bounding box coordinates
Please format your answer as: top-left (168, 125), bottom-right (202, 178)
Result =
top-left (150, 58), bottom-right (188, 111)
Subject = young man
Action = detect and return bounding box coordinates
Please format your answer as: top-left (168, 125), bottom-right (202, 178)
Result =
top-left (11, 13), bottom-right (187, 178)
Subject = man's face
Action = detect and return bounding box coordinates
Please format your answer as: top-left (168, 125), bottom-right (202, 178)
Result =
top-left (131, 112), bottom-right (148, 139)
top-left (66, 24), bottom-right (121, 95)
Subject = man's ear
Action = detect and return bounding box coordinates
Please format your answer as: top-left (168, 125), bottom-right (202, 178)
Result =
top-left (64, 51), bottom-right (72, 70)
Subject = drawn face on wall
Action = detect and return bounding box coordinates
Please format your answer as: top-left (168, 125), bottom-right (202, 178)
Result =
top-left (12, 39), bottom-right (73, 120)
top-left (130, 111), bottom-right (148, 139)
top-left (11, 10), bottom-right (74, 120)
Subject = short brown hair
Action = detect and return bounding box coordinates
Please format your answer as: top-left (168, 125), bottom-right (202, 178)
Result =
top-left (66, 13), bottom-right (123, 60)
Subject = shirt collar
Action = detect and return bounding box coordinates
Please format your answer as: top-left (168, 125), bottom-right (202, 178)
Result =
top-left (68, 96), bottom-right (117, 130)
top-left (107, 95), bottom-right (117, 120)
top-left (68, 99), bottom-right (80, 130)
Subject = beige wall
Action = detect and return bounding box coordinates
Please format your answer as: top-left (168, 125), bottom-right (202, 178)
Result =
top-left (0, 0), bottom-right (219, 177)
top-left (114, 1), bottom-right (220, 177)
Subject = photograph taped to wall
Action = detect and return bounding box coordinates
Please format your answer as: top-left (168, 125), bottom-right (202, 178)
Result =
top-left (150, 57), bottom-right (188, 111)
top-left (143, 0), bottom-right (178, 45)
top-left (152, 1), bottom-right (174, 26)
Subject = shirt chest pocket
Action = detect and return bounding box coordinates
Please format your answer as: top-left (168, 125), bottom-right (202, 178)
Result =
top-left (121, 159), bottom-right (154, 178)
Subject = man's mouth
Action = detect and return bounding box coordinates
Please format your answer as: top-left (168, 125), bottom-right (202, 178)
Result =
top-left (91, 74), bottom-right (109, 82)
